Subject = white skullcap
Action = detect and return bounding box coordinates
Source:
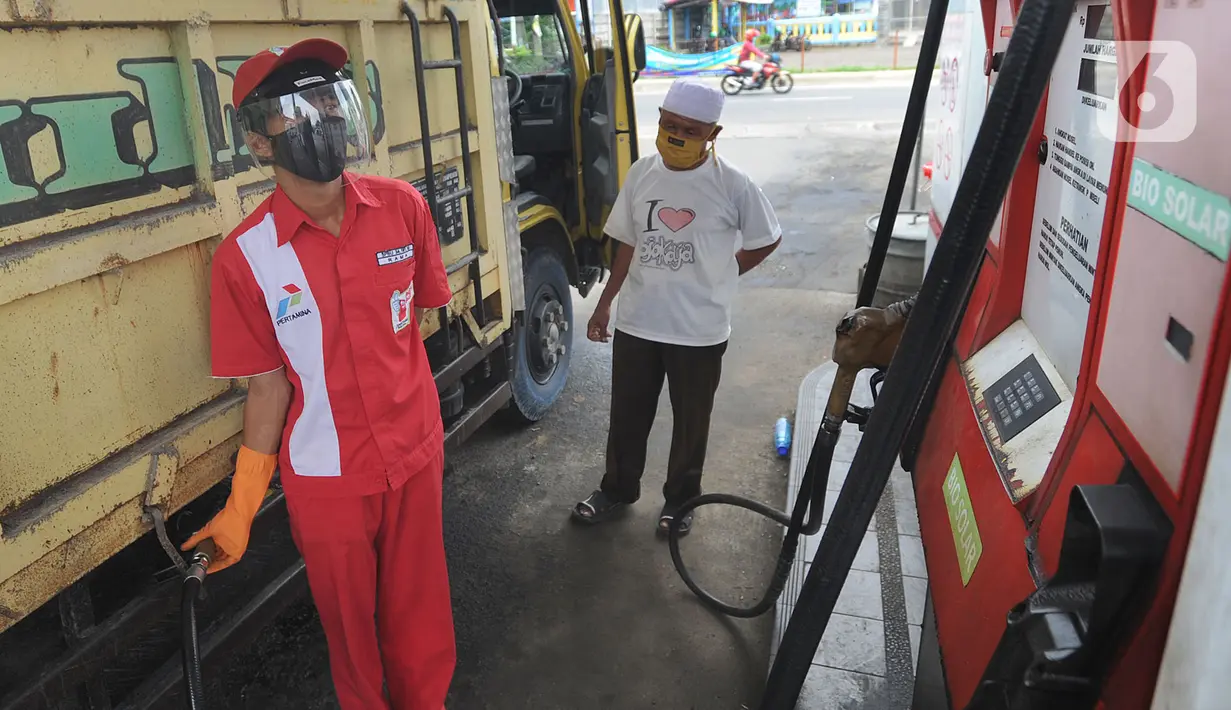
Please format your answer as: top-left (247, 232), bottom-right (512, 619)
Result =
top-left (661, 78), bottom-right (724, 124)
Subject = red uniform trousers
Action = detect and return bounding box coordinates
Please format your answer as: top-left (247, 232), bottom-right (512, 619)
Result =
top-left (285, 450), bottom-right (455, 710)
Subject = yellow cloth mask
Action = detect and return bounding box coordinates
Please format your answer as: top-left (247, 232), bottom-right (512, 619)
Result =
top-left (656, 126), bottom-right (715, 170)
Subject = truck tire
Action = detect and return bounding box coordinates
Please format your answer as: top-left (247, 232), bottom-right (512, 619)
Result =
top-left (507, 246), bottom-right (574, 423)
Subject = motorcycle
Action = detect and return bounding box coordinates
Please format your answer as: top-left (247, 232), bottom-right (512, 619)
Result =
top-left (720, 52), bottom-right (794, 96)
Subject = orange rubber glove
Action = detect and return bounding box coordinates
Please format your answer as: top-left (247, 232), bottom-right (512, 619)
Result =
top-left (181, 445), bottom-right (278, 573)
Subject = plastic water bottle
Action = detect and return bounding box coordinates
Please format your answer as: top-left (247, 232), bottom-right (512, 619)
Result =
top-left (774, 417), bottom-right (792, 457)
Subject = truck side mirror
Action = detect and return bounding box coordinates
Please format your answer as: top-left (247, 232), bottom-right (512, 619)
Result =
top-left (624, 13), bottom-right (647, 76)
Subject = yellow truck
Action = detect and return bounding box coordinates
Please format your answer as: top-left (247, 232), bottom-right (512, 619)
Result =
top-left (0, 0), bottom-right (644, 705)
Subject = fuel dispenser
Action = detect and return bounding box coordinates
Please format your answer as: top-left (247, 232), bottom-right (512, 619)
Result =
top-left (749, 0), bottom-right (1231, 708)
top-left (903, 0), bottom-right (1231, 706)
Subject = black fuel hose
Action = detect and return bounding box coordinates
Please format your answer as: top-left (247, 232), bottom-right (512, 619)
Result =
top-left (182, 539), bottom-right (215, 710)
top-left (667, 404), bottom-right (842, 618)
top-left (666, 0), bottom-right (951, 621)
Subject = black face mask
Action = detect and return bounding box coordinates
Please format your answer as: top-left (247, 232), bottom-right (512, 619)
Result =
top-left (269, 115), bottom-right (349, 182)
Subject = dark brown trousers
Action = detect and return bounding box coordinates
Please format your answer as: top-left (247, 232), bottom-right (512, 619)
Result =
top-left (600, 329), bottom-right (728, 506)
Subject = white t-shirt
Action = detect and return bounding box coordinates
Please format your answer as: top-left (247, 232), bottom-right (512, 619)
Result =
top-left (604, 152), bottom-right (781, 347)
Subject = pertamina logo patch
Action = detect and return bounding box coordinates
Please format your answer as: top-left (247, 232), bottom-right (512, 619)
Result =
top-left (391, 284), bottom-right (414, 333)
top-left (276, 284), bottom-right (313, 326)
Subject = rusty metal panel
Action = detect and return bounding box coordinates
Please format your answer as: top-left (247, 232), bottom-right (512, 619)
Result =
top-left (0, 243), bottom-right (226, 515)
top-left (0, 429), bottom-right (242, 633)
top-left (0, 393), bottom-right (244, 585)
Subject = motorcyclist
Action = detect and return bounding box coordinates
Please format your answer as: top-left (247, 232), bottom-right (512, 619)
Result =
top-left (738, 28), bottom-right (768, 87)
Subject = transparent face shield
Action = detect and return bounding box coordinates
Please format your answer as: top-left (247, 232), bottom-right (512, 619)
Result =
top-left (238, 78), bottom-right (373, 183)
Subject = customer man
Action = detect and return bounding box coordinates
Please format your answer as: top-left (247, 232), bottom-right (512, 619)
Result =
top-left (180, 38), bottom-right (455, 709)
top-left (571, 78), bottom-right (781, 535)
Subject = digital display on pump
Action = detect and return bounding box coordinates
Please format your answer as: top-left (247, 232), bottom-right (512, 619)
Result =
top-left (1078, 59), bottom-right (1119, 100)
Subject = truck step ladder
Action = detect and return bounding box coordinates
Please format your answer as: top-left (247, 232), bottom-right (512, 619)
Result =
top-left (400, 1), bottom-right (488, 334)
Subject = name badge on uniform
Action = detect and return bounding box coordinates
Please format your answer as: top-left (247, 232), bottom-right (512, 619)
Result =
top-left (376, 244), bottom-right (414, 266)
top-left (391, 284), bottom-right (414, 333)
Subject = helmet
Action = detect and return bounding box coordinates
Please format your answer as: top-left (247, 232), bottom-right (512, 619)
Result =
top-left (234, 39), bottom-right (373, 183)
top-left (745, 28), bottom-right (760, 40)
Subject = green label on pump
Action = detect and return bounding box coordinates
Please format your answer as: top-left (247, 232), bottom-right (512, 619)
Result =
top-left (1127, 158), bottom-right (1231, 262)
top-left (943, 453), bottom-right (983, 586)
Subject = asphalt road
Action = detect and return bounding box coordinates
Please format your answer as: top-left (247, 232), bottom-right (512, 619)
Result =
top-left (635, 77), bottom-right (918, 130)
top-left (201, 78), bottom-right (921, 710)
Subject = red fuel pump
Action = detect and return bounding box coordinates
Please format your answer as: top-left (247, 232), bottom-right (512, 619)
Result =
top-left (908, 0), bottom-right (1231, 707)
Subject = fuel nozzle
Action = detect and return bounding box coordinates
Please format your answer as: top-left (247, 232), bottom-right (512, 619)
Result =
top-left (823, 294), bottom-right (918, 428)
top-left (186, 538), bottom-right (217, 585)
top-left (834, 294), bottom-right (916, 370)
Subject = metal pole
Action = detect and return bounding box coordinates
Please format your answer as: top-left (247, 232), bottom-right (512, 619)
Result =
top-left (579, 0), bottom-right (595, 74)
top-left (756, 1), bottom-right (1076, 707)
top-left (800, 28), bottom-right (806, 72)
top-left (910, 121), bottom-right (923, 211)
top-left (856, 0), bottom-right (949, 308)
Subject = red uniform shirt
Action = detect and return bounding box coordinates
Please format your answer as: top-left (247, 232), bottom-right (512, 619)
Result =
top-left (209, 172), bottom-right (452, 498)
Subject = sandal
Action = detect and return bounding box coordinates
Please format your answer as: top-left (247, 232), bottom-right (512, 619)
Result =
top-left (572, 489), bottom-right (629, 525)
top-left (657, 502), bottom-right (694, 538)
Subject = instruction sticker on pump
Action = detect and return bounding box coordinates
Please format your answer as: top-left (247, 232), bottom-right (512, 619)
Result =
top-left (1020, 0), bottom-right (1118, 390)
top-left (943, 453), bottom-right (983, 586)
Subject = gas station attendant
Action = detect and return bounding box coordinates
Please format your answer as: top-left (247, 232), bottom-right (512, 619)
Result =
top-left (572, 78), bottom-right (782, 535)
top-left (180, 39), bottom-right (456, 710)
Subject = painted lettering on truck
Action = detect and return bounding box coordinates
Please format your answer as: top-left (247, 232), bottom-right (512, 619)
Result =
top-left (0, 57), bottom-right (383, 228)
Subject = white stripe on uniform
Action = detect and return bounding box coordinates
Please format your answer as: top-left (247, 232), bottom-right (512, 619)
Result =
top-left (236, 214), bottom-right (342, 477)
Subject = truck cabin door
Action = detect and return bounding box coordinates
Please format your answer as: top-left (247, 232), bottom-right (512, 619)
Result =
top-left (576, 0), bottom-right (645, 237)
top-left (494, 0), bottom-right (587, 211)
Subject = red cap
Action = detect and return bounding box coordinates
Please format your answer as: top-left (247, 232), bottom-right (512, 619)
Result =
top-left (231, 38), bottom-right (349, 109)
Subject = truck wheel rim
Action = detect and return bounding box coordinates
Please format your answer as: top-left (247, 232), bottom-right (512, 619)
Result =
top-left (526, 286), bottom-right (567, 385)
